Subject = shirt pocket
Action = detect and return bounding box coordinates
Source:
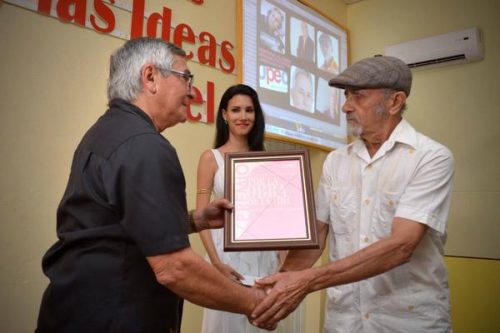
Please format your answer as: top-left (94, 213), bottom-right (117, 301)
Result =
top-left (326, 284), bottom-right (353, 312)
top-left (329, 187), bottom-right (356, 235)
top-left (372, 191), bottom-right (402, 239)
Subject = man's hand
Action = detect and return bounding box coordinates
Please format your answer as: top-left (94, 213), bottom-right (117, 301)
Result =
top-left (248, 285), bottom-right (278, 331)
top-left (250, 270), bottom-right (312, 328)
top-left (193, 198), bottom-right (233, 232)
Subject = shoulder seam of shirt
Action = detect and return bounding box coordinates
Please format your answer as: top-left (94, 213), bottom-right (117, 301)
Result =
top-left (104, 132), bottom-right (165, 163)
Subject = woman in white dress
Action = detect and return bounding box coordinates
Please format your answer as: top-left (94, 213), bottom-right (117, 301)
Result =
top-left (196, 85), bottom-right (303, 333)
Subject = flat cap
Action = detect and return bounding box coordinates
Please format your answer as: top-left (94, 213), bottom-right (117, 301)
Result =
top-left (329, 55), bottom-right (412, 96)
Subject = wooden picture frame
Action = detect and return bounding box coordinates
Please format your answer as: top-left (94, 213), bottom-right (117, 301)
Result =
top-left (224, 149), bottom-right (318, 251)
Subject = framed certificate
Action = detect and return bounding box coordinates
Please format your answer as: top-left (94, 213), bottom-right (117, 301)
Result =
top-left (224, 149), bottom-right (319, 251)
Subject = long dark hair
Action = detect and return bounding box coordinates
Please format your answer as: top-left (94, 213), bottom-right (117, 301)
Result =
top-left (214, 84), bottom-right (265, 151)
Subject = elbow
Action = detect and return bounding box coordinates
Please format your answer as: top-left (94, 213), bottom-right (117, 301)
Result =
top-left (147, 250), bottom-right (193, 288)
top-left (399, 248), bottom-right (413, 265)
top-left (394, 241), bottom-right (416, 266)
top-left (153, 261), bottom-right (186, 288)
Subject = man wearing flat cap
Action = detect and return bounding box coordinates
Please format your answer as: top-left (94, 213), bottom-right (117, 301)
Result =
top-left (251, 56), bottom-right (454, 333)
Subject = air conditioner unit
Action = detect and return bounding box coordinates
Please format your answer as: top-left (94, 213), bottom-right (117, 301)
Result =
top-left (385, 27), bottom-right (484, 69)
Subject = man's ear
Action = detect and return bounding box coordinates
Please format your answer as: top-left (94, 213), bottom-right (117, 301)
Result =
top-left (388, 91), bottom-right (406, 115)
top-left (141, 64), bottom-right (157, 94)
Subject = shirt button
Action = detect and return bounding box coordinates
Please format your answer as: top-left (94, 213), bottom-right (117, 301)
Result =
top-left (367, 164), bottom-right (372, 169)
top-left (364, 313), bottom-right (370, 319)
top-left (364, 236), bottom-right (370, 243)
top-left (409, 149), bottom-right (415, 154)
top-left (388, 200), bottom-right (394, 207)
top-left (408, 305), bottom-right (414, 311)
top-left (364, 199), bottom-right (370, 205)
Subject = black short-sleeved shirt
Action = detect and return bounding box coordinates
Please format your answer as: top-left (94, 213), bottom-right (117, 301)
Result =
top-left (37, 99), bottom-right (190, 333)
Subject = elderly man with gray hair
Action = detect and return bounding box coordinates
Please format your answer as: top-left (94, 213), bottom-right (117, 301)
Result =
top-left (252, 56), bottom-right (454, 333)
top-left (36, 38), bottom-right (267, 333)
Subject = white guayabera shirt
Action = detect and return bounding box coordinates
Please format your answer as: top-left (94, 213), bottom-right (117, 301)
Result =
top-left (316, 119), bottom-right (454, 333)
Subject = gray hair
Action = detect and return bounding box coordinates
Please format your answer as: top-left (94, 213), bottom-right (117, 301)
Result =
top-left (107, 37), bottom-right (186, 102)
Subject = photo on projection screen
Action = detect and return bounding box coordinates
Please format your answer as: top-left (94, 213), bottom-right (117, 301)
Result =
top-left (241, 0), bottom-right (348, 150)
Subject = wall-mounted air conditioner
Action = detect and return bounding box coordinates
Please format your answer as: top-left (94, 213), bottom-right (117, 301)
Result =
top-left (385, 27), bottom-right (484, 70)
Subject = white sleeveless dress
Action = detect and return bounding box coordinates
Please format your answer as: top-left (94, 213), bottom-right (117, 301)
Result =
top-left (201, 149), bottom-right (304, 333)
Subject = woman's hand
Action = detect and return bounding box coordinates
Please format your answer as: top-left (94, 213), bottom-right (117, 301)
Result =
top-left (215, 262), bottom-right (244, 282)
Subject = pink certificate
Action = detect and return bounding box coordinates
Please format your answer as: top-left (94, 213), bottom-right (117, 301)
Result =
top-left (224, 150), bottom-right (318, 251)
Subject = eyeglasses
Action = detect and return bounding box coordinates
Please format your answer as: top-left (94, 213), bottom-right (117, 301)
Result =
top-left (159, 67), bottom-right (194, 91)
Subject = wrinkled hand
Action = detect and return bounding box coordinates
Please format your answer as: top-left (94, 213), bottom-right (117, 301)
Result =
top-left (250, 270), bottom-right (311, 329)
top-left (215, 262), bottom-right (244, 282)
top-left (247, 285), bottom-right (278, 331)
top-left (197, 198), bottom-right (233, 230)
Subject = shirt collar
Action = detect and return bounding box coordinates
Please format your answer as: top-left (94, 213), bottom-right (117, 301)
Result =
top-left (386, 118), bottom-right (418, 150)
top-left (108, 98), bottom-right (156, 131)
top-left (348, 118), bottom-right (418, 162)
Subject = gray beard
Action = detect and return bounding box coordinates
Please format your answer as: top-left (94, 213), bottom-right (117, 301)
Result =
top-left (347, 102), bottom-right (387, 138)
top-left (348, 123), bottom-right (363, 138)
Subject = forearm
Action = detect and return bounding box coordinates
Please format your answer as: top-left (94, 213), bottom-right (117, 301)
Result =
top-left (251, 253), bottom-right (390, 328)
top-left (193, 151), bottom-right (215, 234)
top-left (305, 236), bottom-right (412, 293)
top-left (199, 229), bottom-right (222, 266)
top-left (148, 247), bottom-right (258, 314)
top-left (251, 222), bottom-right (424, 327)
top-left (171, 261), bottom-right (253, 313)
top-left (280, 247), bottom-right (324, 272)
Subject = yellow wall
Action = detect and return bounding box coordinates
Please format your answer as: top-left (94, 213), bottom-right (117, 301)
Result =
top-left (445, 257), bottom-right (500, 333)
top-left (347, 0), bottom-right (500, 332)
